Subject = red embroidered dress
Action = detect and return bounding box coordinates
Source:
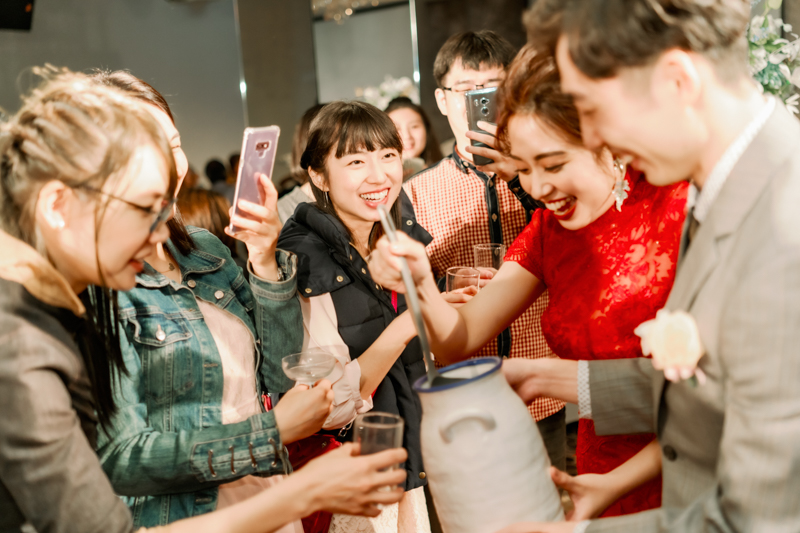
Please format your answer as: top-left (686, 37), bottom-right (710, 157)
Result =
top-left (506, 170), bottom-right (688, 516)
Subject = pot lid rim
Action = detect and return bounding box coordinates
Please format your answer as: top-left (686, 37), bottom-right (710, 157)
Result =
top-left (413, 356), bottom-right (502, 393)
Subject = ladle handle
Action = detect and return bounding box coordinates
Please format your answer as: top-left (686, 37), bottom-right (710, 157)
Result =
top-left (376, 206), bottom-right (437, 383)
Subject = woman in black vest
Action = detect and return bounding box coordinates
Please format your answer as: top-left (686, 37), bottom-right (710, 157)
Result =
top-left (278, 101), bottom-right (432, 533)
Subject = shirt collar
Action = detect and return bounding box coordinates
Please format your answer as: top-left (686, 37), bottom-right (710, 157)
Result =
top-left (451, 146), bottom-right (493, 181)
top-left (692, 96), bottom-right (776, 222)
top-left (0, 230), bottom-right (86, 316)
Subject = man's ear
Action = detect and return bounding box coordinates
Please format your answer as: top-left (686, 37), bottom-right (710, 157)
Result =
top-left (37, 180), bottom-right (71, 230)
top-left (307, 168), bottom-right (328, 192)
top-left (434, 88), bottom-right (448, 117)
top-left (653, 49), bottom-right (702, 107)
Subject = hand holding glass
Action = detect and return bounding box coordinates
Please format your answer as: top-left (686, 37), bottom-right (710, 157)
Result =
top-left (354, 412), bottom-right (405, 495)
top-left (445, 266), bottom-right (480, 293)
top-left (282, 348), bottom-right (337, 387)
top-left (473, 243), bottom-right (506, 286)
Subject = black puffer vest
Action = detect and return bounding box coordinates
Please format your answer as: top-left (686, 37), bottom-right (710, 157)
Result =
top-left (278, 192), bottom-right (432, 491)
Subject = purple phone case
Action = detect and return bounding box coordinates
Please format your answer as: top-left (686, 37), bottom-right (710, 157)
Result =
top-left (229, 126), bottom-right (280, 232)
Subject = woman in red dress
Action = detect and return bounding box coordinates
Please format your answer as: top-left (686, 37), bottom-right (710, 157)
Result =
top-left (366, 45), bottom-right (688, 519)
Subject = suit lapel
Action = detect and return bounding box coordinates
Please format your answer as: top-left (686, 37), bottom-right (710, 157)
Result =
top-left (655, 101), bottom-right (798, 417)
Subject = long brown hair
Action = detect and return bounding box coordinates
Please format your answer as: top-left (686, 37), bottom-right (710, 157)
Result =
top-left (0, 67), bottom-right (179, 428)
top-left (496, 45), bottom-right (584, 154)
top-left (90, 69), bottom-right (196, 256)
top-left (300, 101), bottom-right (403, 251)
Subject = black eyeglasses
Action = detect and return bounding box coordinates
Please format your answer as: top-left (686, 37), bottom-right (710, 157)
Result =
top-left (441, 81), bottom-right (502, 94)
top-left (74, 183), bottom-right (176, 234)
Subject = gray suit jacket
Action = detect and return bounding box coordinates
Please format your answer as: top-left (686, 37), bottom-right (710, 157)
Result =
top-left (586, 102), bottom-right (800, 533)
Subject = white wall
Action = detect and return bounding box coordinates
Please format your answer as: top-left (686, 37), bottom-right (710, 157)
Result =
top-left (313, 4), bottom-right (414, 103)
top-left (0, 0), bottom-right (245, 172)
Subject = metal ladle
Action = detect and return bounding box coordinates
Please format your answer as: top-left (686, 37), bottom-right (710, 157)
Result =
top-left (377, 206), bottom-right (463, 388)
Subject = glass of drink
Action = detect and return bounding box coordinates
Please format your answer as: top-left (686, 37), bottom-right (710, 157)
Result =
top-left (473, 243), bottom-right (506, 279)
top-left (445, 266), bottom-right (480, 293)
top-left (354, 412), bottom-right (404, 496)
top-left (281, 348), bottom-right (337, 387)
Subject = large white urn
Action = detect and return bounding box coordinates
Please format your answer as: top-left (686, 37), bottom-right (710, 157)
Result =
top-left (414, 357), bottom-right (564, 533)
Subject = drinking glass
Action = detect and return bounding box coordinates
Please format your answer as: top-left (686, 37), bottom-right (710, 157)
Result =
top-left (354, 412), bottom-right (404, 496)
top-left (445, 266), bottom-right (480, 293)
top-left (281, 348), bottom-right (337, 387)
top-left (473, 243), bottom-right (506, 278)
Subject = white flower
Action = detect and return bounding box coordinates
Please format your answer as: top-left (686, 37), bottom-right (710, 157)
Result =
top-left (785, 93), bottom-right (800, 114)
top-left (634, 309), bottom-right (705, 383)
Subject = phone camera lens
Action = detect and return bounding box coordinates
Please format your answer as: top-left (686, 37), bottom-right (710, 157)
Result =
top-left (480, 97), bottom-right (489, 105)
top-left (481, 106), bottom-right (490, 116)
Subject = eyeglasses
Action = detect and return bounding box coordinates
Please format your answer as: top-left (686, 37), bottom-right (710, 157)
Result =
top-left (74, 183), bottom-right (176, 234)
top-left (441, 81), bottom-right (502, 94)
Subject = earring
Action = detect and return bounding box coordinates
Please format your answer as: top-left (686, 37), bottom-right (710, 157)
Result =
top-left (613, 158), bottom-right (630, 212)
top-left (323, 191), bottom-right (329, 206)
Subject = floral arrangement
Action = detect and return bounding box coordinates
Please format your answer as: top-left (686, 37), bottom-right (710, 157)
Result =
top-left (749, 0), bottom-right (800, 113)
top-left (357, 75), bottom-right (420, 111)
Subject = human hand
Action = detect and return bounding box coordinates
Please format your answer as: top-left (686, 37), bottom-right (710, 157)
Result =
top-left (272, 380), bottom-right (334, 444)
top-left (441, 285), bottom-right (479, 307)
top-left (225, 173), bottom-right (282, 281)
top-left (477, 268), bottom-right (496, 288)
top-left (367, 232), bottom-right (433, 293)
top-left (502, 358), bottom-right (547, 404)
top-left (494, 521), bottom-right (577, 533)
top-left (465, 121), bottom-right (518, 183)
top-left (550, 467), bottom-right (616, 521)
top-left (295, 443), bottom-right (407, 516)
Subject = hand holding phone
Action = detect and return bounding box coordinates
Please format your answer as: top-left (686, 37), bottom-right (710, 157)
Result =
top-left (230, 126), bottom-right (280, 232)
top-left (465, 87), bottom-right (498, 166)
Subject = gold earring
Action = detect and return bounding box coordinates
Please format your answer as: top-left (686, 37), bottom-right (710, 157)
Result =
top-left (612, 158), bottom-right (630, 212)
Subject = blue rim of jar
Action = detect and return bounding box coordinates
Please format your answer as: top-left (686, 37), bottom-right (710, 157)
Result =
top-left (413, 356), bottom-right (502, 393)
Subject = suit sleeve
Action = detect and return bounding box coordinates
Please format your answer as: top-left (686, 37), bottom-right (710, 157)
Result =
top-left (587, 358), bottom-right (656, 436)
top-left (588, 233), bottom-right (800, 532)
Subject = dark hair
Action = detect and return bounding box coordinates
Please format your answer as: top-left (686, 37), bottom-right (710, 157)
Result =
top-left (300, 101), bottom-right (403, 251)
top-left (384, 97), bottom-right (444, 166)
top-left (526, 0), bottom-right (750, 81)
top-left (205, 159), bottom-right (227, 184)
top-left (291, 104), bottom-right (326, 181)
top-left (433, 30), bottom-right (517, 87)
top-left (177, 189), bottom-right (236, 256)
top-left (496, 45), bottom-right (584, 153)
top-left (89, 70), bottom-right (196, 256)
top-left (0, 67), bottom-right (179, 429)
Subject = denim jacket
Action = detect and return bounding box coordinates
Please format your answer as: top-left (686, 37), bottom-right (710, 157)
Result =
top-left (96, 227), bottom-right (302, 528)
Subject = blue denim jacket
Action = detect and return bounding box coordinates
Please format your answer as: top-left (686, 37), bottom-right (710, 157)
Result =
top-left (96, 227), bottom-right (302, 527)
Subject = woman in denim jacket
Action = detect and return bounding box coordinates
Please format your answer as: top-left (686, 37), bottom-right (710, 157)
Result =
top-left (93, 72), bottom-right (336, 529)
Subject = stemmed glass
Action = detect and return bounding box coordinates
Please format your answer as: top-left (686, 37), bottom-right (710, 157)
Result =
top-left (281, 348), bottom-right (337, 387)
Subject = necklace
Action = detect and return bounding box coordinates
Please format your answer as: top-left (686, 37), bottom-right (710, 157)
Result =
top-left (155, 262), bottom-right (175, 274)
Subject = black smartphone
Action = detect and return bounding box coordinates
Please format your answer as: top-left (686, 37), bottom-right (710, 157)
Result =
top-left (465, 86), bottom-right (498, 167)
top-left (229, 126), bottom-right (280, 232)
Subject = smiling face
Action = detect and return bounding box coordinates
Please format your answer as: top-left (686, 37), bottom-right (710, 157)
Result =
top-left (507, 113), bottom-right (616, 230)
top-left (555, 36), bottom-right (705, 187)
top-left (312, 146), bottom-right (403, 237)
top-left (388, 107), bottom-right (427, 159)
top-left (43, 143), bottom-right (173, 292)
top-left (435, 60), bottom-right (505, 160)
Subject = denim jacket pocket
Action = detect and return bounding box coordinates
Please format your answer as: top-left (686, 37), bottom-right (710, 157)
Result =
top-left (122, 311), bottom-right (195, 406)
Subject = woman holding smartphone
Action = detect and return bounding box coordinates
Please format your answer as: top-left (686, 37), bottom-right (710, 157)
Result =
top-left (0, 68), bottom-right (406, 533)
top-left (278, 101), bottom-right (432, 533)
top-left (88, 70), bottom-right (365, 530)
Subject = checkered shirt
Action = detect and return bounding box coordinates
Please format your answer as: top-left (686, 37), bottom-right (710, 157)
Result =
top-left (404, 151), bottom-right (564, 422)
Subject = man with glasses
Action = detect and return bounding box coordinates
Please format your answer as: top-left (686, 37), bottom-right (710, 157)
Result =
top-left (403, 31), bottom-right (566, 471)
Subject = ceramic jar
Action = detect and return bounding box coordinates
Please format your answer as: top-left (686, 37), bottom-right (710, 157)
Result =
top-left (414, 357), bottom-right (564, 533)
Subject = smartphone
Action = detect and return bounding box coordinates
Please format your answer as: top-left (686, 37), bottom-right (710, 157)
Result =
top-left (465, 87), bottom-right (498, 167)
top-left (229, 126), bottom-right (280, 232)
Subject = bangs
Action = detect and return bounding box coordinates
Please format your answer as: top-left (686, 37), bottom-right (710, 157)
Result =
top-left (332, 104), bottom-right (403, 158)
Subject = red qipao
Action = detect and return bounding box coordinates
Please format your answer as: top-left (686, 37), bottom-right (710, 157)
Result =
top-left (505, 170), bottom-right (688, 516)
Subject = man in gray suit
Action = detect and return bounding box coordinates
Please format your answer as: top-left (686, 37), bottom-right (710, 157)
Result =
top-left (500, 0), bottom-right (800, 532)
